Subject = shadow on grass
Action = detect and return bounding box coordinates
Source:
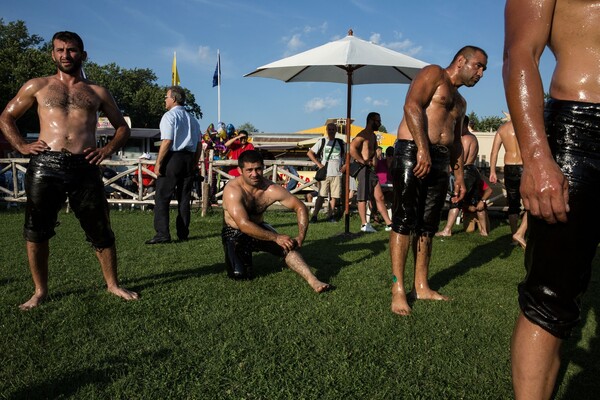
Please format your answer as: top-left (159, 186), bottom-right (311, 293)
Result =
top-left (243, 229), bottom-right (388, 284)
top-left (127, 263), bottom-right (225, 292)
top-left (7, 348), bottom-right (172, 399)
top-left (429, 234), bottom-right (516, 291)
top-left (554, 254), bottom-right (600, 398)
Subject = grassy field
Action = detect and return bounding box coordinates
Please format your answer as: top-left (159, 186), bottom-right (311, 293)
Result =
top-left (1, 206), bottom-right (599, 399)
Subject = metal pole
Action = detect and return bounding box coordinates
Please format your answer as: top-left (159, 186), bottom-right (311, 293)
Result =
top-left (344, 69), bottom-right (352, 234)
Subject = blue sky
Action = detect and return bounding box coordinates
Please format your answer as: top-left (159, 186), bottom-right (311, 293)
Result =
top-left (3, 0), bottom-right (555, 133)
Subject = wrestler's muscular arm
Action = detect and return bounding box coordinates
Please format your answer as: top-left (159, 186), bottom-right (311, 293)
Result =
top-left (278, 186), bottom-right (309, 247)
top-left (349, 134), bottom-right (370, 166)
top-left (504, 0), bottom-right (569, 223)
top-left (450, 108), bottom-right (467, 203)
top-left (223, 182), bottom-right (298, 253)
top-left (0, 78), bottom-right (51, 155)
top-left (489, 130), bottom-right (503, 183)
top-left (84, 85), bottom-right (130, 165)
top-left (403, 65), bottom-right (446, 178)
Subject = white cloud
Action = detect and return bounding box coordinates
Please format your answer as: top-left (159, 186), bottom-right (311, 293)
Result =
top-left (350, 0), bottom-right (376, 13)
top-left (283, 22), bottom-right (328, 56)
top-left (369, 31), bottom-right (423, 57)
top-left (197, 46), bottom-right (212, 63)
top-left (283, 33), bottom-right (304, 56)
top-left (369, 33), bottom-right (381, 44)
top-left (364, 96), bottom-right (389, 107)
top-left (304, 97), bottom-right (340, 113)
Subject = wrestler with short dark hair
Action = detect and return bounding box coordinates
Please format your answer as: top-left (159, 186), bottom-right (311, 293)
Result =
top-left (389, 45), bottom-right (488, 316)
top-left (0, 31), bottom-right (138, 309)
top-left (221, 150), bottom-right (330, 293)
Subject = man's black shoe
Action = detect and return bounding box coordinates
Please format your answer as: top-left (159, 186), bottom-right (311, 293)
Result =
top-left (145, 237), bottom-right (171, 245)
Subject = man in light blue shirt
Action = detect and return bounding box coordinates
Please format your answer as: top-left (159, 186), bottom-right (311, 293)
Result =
top-left (146, 86), bottom-right (201, 244)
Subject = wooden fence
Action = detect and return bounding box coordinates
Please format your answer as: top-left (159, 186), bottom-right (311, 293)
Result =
top-left (0, 152), bottom-right (320, 216)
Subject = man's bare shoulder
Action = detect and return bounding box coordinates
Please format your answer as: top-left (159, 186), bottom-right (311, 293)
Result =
top-left (224, 177), bottom-right (243, 194)
top-left (462, 132), bottom-right (478, 144)
top-left (18, 76), bottom-right (54, 95)
top-left (355, 129), bottom-right (369, 139)
top-left (406, 64), bottom-right (450, 105)
top-left (497, 121), bottom-right (515, 138)
top-left (415, 64), bottom-right (446, 82)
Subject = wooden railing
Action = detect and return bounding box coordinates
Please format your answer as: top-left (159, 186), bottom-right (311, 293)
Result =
top-left (0, 153), bottom-right (320, 215)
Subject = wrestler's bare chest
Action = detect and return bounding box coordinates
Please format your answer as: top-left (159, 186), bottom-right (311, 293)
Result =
top-left (41, 82), bottom-right (100, 112)
top-left (241, 191), bottom-right (272, 218)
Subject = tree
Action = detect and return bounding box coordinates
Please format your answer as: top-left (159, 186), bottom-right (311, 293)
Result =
top-left (467, 111), bottom-right (503, 132)
top-left (84, 63), bottom-right (203, 127)
top-left (0, 19), bottom-right (203, 135)
top-left (237, 122), bottom-right (259, 133)
top-left (0, 19), bottom-right (54, 134)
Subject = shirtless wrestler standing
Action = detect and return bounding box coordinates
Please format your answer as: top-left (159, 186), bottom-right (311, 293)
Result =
top-left (221, 150), bottom-right (330, 293)
top-left (349, 112), bottom-right (393, 233)
top-left (504, 0), bottom-right (600, 398)
top-left (389, 46), bottom-right (487, 316)
top-left (0, 31), bottom-right (138, 309)
top-left (489, 116), bottom-right (528, 248)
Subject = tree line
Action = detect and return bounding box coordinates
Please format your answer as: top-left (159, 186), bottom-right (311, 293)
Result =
top-left (0, 19), bottom-right (202, 135)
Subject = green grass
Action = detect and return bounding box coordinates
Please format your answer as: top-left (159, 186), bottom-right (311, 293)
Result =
top-left (1, 207), bottom-right (599, 399)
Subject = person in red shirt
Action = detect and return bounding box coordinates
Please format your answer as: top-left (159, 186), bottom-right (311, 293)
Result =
top-left (132, 153), bottom-right (156, 192)
top-left (224, 130), bottom-right (255, 177)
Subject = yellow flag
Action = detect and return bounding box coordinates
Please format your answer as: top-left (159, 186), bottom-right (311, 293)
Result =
top-left (172, 52), bottom-right (180, 86)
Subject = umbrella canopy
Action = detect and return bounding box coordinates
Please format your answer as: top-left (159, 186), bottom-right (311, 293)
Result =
top-left (244, 30), bottom-right (428, 84)
top-left (245, 29), bottom-right (428, 233)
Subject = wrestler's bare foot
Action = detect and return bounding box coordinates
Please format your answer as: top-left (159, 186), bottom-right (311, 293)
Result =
top-left (479, 230), bottom-right (488, 237)
top-left (19, 292), bottom-right (47, 310)
top-left (391, 283), bottom-right (412, 316)
top-left (435, 230), bottom-right (451, 237)
top-left (310, 280), bottom-right (331, 293)
top-left (411, 288), bottom-right (450, 302)
top-left (512, 234), bottom-right (526, 249)
top-left (107, 285), bottom-right (139, 301)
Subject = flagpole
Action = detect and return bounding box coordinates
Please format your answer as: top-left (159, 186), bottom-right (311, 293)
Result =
top-left (217, 49), bottom-right (221, 123)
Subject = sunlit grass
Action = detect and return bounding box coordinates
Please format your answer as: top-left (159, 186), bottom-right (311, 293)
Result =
top-left (1, 207), bottom-right (598, 399)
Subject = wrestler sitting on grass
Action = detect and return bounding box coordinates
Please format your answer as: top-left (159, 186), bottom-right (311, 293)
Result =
top-left (221, 150), bottom-right (330, 293)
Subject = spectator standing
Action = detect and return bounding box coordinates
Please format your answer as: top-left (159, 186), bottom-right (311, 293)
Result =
top-left (146, 86), bottom-right (201, 244)
top-left (307, 123), bottom-right (345, 222)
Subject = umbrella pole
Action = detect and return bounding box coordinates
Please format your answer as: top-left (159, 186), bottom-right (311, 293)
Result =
top-left (344, 71), bottom-right (352, 234)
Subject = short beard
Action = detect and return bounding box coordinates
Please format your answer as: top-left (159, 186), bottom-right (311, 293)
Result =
top-left (54, 59), bottom-right (82, 74)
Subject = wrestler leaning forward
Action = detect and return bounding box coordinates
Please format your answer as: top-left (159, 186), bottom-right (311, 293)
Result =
top-left (0, 31), bottom-right (138, 309)
top-left (390, 46), bottom-right (488, 316)
top-left (222, 150), bottom-right (330, 293)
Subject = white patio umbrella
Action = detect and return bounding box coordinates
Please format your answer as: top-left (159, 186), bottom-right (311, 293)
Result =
top-left (244, 29), bottom-right (429, 233)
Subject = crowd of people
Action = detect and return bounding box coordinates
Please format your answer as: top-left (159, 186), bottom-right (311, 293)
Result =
top-left (3, 3), bottom-right (599, 395)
